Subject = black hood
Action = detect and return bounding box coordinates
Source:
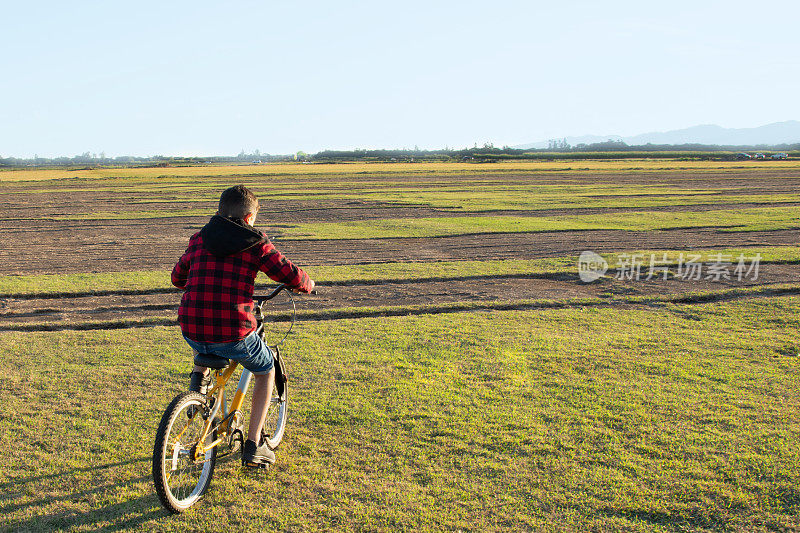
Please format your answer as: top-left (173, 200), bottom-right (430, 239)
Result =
top-left (200, 215), bottom-right (266, 257)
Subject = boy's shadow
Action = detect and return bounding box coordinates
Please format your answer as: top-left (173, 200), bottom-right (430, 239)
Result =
top-left (0, 456), bottom-right (163, 531)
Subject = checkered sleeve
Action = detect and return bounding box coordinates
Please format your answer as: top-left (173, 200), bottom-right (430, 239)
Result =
top-left (171, 244), bottom-right (192, 289)
top-left (258, 241), bottom-right (313, 292)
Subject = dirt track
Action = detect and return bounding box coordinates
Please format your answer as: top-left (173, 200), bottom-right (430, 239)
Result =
top-left (2, 264), bottom-right (798, 331)
top-left (2, 168), bottom-right (799, 275)
top-left (0, 222), bottom-right (796, 275)
top-left (1, 167), bottom-right (798, 330)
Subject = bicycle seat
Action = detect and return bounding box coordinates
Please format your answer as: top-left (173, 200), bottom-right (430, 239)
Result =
top-left (193, 352), bottom-right (229, 369)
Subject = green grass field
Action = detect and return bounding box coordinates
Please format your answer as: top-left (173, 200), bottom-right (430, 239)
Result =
top-left (2, 160), bottom-right (800, 531)
top-left (7, 163), bottom-right (800, 259)
top-left (1, 297), bottom-right (798, 531)
top-left (284, 206), bottom-right (800, 240)
top-left (3, 159), bottom-right (800, 182)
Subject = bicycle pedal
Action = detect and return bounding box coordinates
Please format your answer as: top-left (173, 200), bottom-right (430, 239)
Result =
top-left (243, 461), bottom-right (270, 470)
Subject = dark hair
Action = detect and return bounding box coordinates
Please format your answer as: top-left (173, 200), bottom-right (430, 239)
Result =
top-left (218, 185), bottom-right (258, 219)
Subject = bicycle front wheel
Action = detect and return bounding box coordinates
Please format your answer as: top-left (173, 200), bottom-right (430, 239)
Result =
top-left (152, 392), bottom-right (217, 513)
top-left (262, 352), bottom-right (288, 449)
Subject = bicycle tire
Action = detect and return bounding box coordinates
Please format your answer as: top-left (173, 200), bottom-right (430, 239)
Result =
top-left (152, 391), bottom-right (217, 513)
top-left (262, 350), bottom-right (288, 449)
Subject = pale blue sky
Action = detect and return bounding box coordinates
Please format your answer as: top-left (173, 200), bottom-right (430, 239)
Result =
top-left (2, 0), bottom-right (798, 157)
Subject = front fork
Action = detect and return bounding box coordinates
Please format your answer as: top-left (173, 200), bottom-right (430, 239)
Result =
top-left (274, 346), bottom-right (287, 401)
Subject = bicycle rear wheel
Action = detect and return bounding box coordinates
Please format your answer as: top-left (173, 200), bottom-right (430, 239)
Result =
top-left (152, 392), bottom-right (217, 513)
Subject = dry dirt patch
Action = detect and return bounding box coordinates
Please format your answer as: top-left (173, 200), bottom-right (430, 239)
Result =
top-left (2, 264), bottom-right (797, 330)
top-left (0, 222), bottom-right (797, 275)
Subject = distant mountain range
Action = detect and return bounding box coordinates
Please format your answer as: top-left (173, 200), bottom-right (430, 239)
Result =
top-left (514, 120), bottom-right (800, 149)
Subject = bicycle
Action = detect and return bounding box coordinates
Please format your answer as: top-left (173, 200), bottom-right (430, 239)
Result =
top-left (152, 284), bottom-right (298, 513)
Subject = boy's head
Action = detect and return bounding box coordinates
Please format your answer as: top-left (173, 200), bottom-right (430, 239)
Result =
top-left (218, 185), bottom-right (259, 222)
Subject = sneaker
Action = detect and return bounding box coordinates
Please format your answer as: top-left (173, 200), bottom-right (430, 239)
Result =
top-left (189, 371), bottom-right (212, 395)
top-left (242, 439), bottom-right (276, 467)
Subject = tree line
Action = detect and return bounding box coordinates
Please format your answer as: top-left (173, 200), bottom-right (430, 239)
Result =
top-left (3, 141), bottom-right (799, 168)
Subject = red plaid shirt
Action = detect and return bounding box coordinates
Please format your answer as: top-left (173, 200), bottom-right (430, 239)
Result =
top-left (172, 231), bottom-right (312, 343)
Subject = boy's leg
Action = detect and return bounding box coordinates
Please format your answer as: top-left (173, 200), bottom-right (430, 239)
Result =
top-left (190, 347), bottom-right (208, 374)
top-left (189, 349), bottom-right (211, 394)
top-left (218, 332), bottom-right (276, 465)
top-left (248, 368), bottom-right (276, 443)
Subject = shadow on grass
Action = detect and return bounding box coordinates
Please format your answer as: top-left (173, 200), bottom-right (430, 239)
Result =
top-left (4, 492), bottom-right (164, 532)
top-left (0, 456), bottom-right (164, 532)
top-left (594, 504), bottom-right (753, 531)
top-left (0, 456), bottom-right (149, 495)
top-left (2, 450), bottom-right (254, 531)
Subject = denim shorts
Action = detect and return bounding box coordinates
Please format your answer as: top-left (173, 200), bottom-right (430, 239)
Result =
top-left (183, 331), bottom-right (274, 375)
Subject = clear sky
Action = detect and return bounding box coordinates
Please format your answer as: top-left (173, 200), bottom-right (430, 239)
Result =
top-left (2, 0), bottom-right (798, 157)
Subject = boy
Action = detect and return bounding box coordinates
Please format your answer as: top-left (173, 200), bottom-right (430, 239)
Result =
top-left (171, 185), bottom-right (315, 467)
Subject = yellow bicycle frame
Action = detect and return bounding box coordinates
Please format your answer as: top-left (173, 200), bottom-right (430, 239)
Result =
top-left (174, 362), bottom-right (253, 460)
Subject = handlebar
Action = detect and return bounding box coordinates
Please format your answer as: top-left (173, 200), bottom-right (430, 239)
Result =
top-left (255, 284), bottom-right (316, 302)
top-left (258, 284), bottom-right (289, 302)
top-left (253, 284), bottom-right (314, 347)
